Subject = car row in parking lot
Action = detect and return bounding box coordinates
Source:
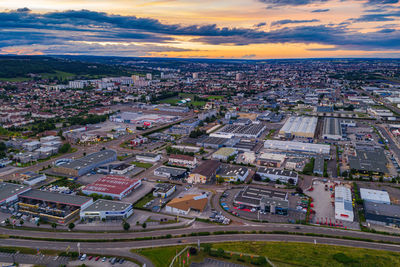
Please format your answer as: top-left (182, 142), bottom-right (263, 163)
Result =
top-left (80, 254), bottom-right (125, 265)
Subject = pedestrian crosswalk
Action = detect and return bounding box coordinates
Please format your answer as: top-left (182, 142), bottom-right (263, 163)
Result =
top-left (0, 252), bottom-right (69, 266)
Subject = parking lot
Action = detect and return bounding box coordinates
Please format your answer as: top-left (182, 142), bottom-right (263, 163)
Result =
top-left (70, 255), bottom-right (138, 266)
top-left (307, 180), bottom-right (359, 229)
top-left (0, 252), bottom-right (69, 267)
top-left (220, 187), bottom-right (306, 223)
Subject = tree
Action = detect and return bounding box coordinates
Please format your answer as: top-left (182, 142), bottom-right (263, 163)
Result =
top-left (19, 220), bottom-right (24, 226)
top-left (68, 222), bottom-right (75, 231)
top-left (51, 223), bottom-right (57, 230)
top-left (203, 243), bottom-right (212, 254)
top-left (217, 248), bottom-right (225, 257)
top-left (253, 173), bottom-right (262, 181)
top-left (59, 143), bottom-right (71, 154)
top-left (142, 222), bottom-right (147, 229)
top-left (288, 178), bottom-right (295, 185)
top-left (123, 222), bottom-right (130, 231)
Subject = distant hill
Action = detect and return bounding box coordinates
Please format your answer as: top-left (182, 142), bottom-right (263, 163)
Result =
top-left (0, 55), bottom-right (130, 80)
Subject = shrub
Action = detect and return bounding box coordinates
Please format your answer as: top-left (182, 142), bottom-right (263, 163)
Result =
top-left (333, 253), bottom-right (357, 264)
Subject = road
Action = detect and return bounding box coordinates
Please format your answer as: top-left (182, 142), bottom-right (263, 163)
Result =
top-left (3, 233), bottom-right (400, 267)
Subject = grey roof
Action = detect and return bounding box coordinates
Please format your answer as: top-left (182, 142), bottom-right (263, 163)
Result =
top-left (59, 150), bottom-right (116, 170)
top-left (136, 152), bottom-right (160, 158)
top-left (112, 163), bottom-right (132, 171)
top-left (0, 183), bottom-right (29, 202)
top-left (154, 183), bottom-right (176, 193)
top-left (234, 186), bottom-right (288, 206)
top-left (257, 167), bottom-right (298, 178)
top-left (217, 165), bottom-right (248, 177)
top-left (323, 118), bottom-right (342, 136)
top-left (348, 148), bottom-right (388, 173)
top-left (313, 156), bottom-right (324, 173)
top-left (155, 166), bottom-right (187, 176)
top-left (364, 201), bottom-right (400, 218)
top-left (19, 189), bottom-right (92, 207)
top-left (82, 199), bottom-right (131, 212)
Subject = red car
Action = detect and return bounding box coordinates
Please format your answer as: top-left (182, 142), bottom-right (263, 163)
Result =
top-left (95, 256), bottom-right (100, 261)
top-left (88, 256), bottom-right (93, 260)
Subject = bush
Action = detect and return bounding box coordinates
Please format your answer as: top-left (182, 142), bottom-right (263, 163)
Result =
top-left (332, 253), bottom-right (357, 264)
top-left (217, 248), bottom-right (225, 257)
top-left (203, 244), bottom-right (212, 254)
top-left (189, 247), bottom-right (197, 256)
top-left (251, 256), bottom-right (267, 265)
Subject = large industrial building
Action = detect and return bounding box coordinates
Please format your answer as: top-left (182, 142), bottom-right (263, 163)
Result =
top-left (82, 175), bottom-right (141, 200)
top-left (0, 183), bottom-right (30, 206)
top-left (348, 147), bottom-right (388, 174)
top-left (18, 189), bottom-right (93, 224)
top-left (364, 201), bottom-right (400, 227)
top-left (334, 186), bottom-right (354, 222)
top-left (80, 199), bottom-right (133, 221)
top-left (216, 123), bottom-right (266, 138)
top-left (264, 140), bottom-right (330, 155)
top-left (322, 118), bottom-right (343, 140)
top-left (257, 167), bottom-right (298, 184)
top-left (56, 150), bottom-right (117, 177)
top-left (234, 186), bottom-right (289, 215)
top-left (216, 165), bottom-right (249, 182)
top-left (360, 188), bottom-right (391, 204)
top-left (279, 116), bottom-right (318, 138)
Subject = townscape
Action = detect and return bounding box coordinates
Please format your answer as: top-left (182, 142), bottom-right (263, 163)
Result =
top-left (1, 56), bottom-right (400, 266)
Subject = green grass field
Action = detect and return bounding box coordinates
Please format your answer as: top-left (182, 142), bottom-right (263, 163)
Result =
top-left (133, 192), bottom-right (156, 209)
top-left (131, 161), bottom-right (153, 169)
top-left (134, 241), bottom-right (400, 267)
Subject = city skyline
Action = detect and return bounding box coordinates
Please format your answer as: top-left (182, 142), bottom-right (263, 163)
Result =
top-left (1, 0), bottom-right (400, 59)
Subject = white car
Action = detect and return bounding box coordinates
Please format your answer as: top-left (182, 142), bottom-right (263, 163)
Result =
top-left (80, 254), bottom-right (87, 261)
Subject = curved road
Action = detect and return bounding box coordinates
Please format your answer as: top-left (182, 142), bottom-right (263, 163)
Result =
top-left (2, 223), bottom-right (400, 244)
top-left (3, 234), bottom-right (400, 267)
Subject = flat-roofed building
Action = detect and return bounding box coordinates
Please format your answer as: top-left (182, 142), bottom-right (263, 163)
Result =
top-left (216, 165), bottom-right (249, 182)
top-left (348, 147), bottom-right (388, 174)
top-left (264, 140), bottom-right (330, 155)
top-left (110, 163), bottom-right (135, 175)
top-left (257, 167), bottom-right (298, 184)
top-left (334, 186), bottom-right (354, 222)
top-left (364, 201), bottom-right (400, 227)
top-left (18, 189), bottom-right (93, 224)
top-left (313, 156), bottom-right (325, 176)
top-left (360, 188), bottom-right (390, 204)
top-left (56, 150), bottom-right (117, 177)
top-left (0, 183), bottom-right (30, 206)
top-left (80, 199), bottom-right (133, 221)
top-left (234, 186), bottom-right (289, 215)
top-left (154, 166), bottom-right (187, 179)
top-left (21, 172), bottom-right (47, 186)
top-left (168, 154), bottom-right (197, 169)
top-left (136, 153), bottom-right (161, 163)
top-left (153, 183), bottom-right (176, 198)
top-left (322, 118), bottom-right (343, 140)
top-left (257, 153), bottom-right (286, 167)
top-left (279, 116), bottom-right (317, 138)
top-left (212, 147), bottom-right (237, 161)
top-left (82, 175), bottom-right (141, 200)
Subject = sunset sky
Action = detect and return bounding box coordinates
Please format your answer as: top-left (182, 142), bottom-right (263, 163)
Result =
top-left (1, 0), bottom-right (400, 58)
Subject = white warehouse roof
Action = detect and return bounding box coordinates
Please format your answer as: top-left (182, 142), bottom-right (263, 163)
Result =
top-left (360, 188), bottom-right (390, 205)
top-left (264, 140), bottom-right (330, 155)
top-left (335, 186), bottom-right (354, 222)
top-left (279, 116), bottom-right (318, 138)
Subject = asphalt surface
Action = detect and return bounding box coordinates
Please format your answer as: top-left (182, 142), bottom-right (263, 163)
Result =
top-left (3, 234), bottom-right (400, 267)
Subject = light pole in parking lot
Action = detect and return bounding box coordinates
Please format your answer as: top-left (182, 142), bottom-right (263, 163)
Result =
top-left (77, 243), bottom-right (81, 257)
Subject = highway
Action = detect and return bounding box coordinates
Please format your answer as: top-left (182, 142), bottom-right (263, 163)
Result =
top-left (3, 233), bottom-right (400, 267)
top-left (2, 222), bottom-right (400, 245)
